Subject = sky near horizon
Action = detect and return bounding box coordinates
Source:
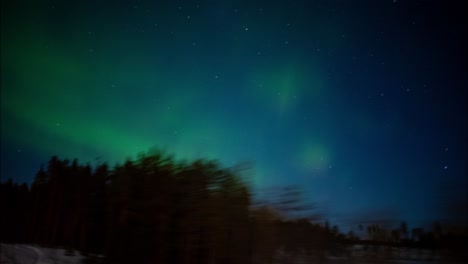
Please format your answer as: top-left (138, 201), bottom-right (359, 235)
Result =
top-left (1, 0), bottom-right (467, 229)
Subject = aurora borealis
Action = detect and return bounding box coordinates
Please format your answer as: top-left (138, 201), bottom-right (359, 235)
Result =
top-left (1, 0), bottom-right (467, 228)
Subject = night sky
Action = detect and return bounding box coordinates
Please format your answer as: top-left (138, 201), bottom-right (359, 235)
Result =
top-left (1, 0), bottom-right (467, 229)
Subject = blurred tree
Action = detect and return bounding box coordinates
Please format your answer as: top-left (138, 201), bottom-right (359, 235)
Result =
top-left (0, 150), bottom-right (360, 263)
top-left (400, 221), bottom-right (408, 241)
top-left (391, 229), bottom-right (400, 243)
top-left (412, 228), bottom-right (424, 243)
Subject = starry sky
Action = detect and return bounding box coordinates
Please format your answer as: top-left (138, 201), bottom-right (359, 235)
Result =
top-left (1, 0), bottom-right (467, 229)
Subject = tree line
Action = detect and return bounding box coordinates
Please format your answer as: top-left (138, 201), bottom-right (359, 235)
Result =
top-left (1, 150), bottom-right (466, 263)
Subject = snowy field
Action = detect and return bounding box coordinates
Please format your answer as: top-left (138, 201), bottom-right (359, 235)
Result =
top-left (271, 246), bottom-right (461, 264)
top-left (1, 244), bottom-right (87, 264)
top-left (1, 243), bottom-right (465, 264)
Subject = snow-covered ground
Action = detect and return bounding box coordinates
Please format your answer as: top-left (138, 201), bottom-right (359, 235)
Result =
top-left (2, 243), bottom-right (464, 264)
top-left (270, 244), bottom-right (465, 264)
top-left (1, 244), bottom-right (86, 264)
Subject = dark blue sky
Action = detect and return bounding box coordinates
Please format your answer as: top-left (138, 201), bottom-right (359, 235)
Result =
top-left (1, 0), bottom-right (467, 229)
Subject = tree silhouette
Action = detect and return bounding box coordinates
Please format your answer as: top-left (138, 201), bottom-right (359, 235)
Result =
top-left (1, 150), bottom-right (467, 263)
top-left (400, 221), bottom-right (408, 242)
